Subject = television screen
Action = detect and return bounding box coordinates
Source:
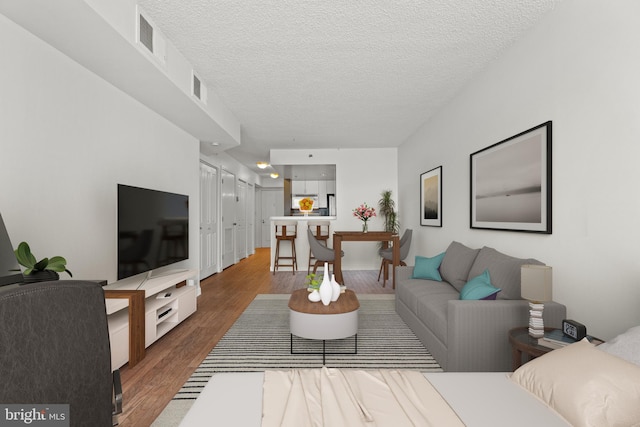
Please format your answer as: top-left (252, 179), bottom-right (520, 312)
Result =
top-left (117, 184), bottom-right (189, 280)
top-left (0, 213), bottom-right (23, 287)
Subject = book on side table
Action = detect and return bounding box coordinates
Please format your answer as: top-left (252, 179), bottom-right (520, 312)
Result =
top-left (538, 329), bottom-right (603, 350)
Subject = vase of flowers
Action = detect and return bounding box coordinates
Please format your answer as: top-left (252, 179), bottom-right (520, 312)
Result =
top-left (353, 203), bottom-right (376, 232)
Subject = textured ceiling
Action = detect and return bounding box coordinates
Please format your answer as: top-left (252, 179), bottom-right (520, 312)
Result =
top-left (137, 0), bottom-right (560, 173)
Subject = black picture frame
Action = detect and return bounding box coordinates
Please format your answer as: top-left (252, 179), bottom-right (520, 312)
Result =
top-left (470, 121), bottom-right (552, 233)
top-left (420, 166), bottom-right (442, 227)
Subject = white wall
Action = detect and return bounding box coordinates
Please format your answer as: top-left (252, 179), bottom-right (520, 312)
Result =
top-left (398, 0), bottom-right (640, 340)
top-left (271, 148), bottom-right (398, 269)
top-left (0, 14), bottom-right (200, 283)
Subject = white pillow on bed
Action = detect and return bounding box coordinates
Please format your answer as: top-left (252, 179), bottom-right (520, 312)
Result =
top-left (597, 324), bottom-right (640, 366)
top-left (511, 338), bottom-right (640, 427)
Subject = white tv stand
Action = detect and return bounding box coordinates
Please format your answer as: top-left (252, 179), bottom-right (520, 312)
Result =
top-left (104, 269), bottom-right (197, 369)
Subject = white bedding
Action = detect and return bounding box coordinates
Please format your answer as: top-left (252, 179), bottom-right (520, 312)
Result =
top-left (262, 369), bottom-right (464, 426)
top-left (179, 371), bottom-right (569, 427)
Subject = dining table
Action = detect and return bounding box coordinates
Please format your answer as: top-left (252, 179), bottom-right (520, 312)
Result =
top-left (332, 231), bottom-right (400, 288)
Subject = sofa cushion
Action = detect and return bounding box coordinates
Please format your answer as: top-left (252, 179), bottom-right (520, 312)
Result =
top-left (414, 285), bottom-right (460, 345)
top-left (412, 253), bottom-right (445, 281)
top-left (440, 242), bottom-right (480, 292)
top-left (396, 278), bottom-right (456, 314)
top-left (467, 247), bottom-right (543, 300)
top-left (459, 270), bottom-right (501, 300)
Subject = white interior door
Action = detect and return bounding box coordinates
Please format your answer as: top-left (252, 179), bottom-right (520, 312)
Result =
top-left (260, 189), bottom-right (284, 247)
top-left (221, 169), bottom-right (236, 269)
top-left (235, 179), bottom-right (247, 260)
top-left (199, 162), bottom-right (218, 278)
top-left (255, 189), bottom-right (262, 250)
top-left (248, 183), bottom-right (255, 255)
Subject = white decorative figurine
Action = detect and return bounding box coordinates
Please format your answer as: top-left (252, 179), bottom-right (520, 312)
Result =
top-left (308, 289), bottom-right (321, 302)
top-left (319, 262), bottom-right (332, 306)
top-left (330, 274), bottom-right (340, 302)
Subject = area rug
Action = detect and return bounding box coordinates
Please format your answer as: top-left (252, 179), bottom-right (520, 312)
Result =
top-left (152, 294), bottom-right (441, 426)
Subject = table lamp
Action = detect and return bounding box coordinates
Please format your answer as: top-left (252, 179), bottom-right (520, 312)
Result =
top-left (521, 265), bottom-right (553, 338)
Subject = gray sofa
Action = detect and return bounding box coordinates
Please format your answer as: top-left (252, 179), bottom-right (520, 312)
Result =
top-left (395, 241), bottom-right (566, 372)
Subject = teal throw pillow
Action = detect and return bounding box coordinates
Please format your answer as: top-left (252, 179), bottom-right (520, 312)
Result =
top-left (460, 269), bottom-right (501, 300)
top-left (412, 253), bottom-right (445, 281)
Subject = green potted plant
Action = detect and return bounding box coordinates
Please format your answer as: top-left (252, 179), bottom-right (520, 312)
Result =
top-left (305, 273), bottom-right (320, 291)
top-left (14, 241), bottom-right (73, 283)
top-left (378, 190), bottom-right (399, 234)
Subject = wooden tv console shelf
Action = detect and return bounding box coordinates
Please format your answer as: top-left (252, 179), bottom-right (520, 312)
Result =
top-left (104, 269), bottom-right (197, 369)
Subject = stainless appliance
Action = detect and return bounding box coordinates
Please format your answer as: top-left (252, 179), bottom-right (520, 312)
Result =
top-left (328, 194), bottom-right (336, 216)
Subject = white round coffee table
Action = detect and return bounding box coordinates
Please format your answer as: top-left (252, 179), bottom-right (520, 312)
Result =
top-left (288, 288), bottom-right (359, 364)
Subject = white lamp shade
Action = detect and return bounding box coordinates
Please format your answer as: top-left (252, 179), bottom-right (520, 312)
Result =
top-left (521, 265), bottom-right (553, 302)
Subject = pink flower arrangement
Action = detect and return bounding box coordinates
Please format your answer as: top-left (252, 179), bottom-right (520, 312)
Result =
top-left (353, 203), bottom-right (376, 222)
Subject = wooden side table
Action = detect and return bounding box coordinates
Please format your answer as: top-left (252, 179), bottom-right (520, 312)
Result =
top-left (508, 327), bottom-right (555, 371)
top-left (509, 327), bottom-right (605, 371)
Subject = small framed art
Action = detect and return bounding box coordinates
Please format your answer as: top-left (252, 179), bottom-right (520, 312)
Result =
top-left (470, 121), bottom-right (552, 233)
top-left (420, 166), bottom-right (442, 227)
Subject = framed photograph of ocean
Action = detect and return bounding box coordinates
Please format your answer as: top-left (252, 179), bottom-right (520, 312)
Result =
top-left (470, 121), bottom-right (552, 233)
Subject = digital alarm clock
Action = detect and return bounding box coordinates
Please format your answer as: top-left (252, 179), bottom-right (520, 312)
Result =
top-left (562, 319), bottom-right (587, 340)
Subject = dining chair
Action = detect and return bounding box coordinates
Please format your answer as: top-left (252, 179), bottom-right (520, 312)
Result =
top-left (378, 228), bottom-right (412, 288)
top-left (307, 228), bottom-right (344, 277)
top-left (307, 220), bottom-right (330, 274)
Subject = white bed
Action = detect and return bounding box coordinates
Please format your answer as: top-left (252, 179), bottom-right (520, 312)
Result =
top-left (179, 371), bottom-right (568, 426)
top-left (179, 336), bottom-right (640, 427)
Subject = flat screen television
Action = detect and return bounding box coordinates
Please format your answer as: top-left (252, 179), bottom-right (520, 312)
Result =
top-left (0, 212), bottom-right (23, 287)
top-left (117, 184), bottom-right (189, 280)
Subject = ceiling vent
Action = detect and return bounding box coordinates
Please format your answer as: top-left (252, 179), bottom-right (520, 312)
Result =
top-left (136, 7), bottom-right (167, 66)
top-left (192, 71), bottom-right (207, 104)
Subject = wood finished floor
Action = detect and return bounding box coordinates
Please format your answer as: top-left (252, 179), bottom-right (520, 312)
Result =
top-left (117, 248), bottom-right (394, 427)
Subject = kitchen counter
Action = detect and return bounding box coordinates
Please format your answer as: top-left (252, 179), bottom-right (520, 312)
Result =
top-left (270, 216), bottom-right (337, 272)
top-left (270, 216), bottom-right (337, 221)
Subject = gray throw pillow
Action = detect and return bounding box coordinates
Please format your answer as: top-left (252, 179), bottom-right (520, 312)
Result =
top-left (440, 241), bottom-right (480, 292)
top-left (467, 246), bottom-right (543, 300)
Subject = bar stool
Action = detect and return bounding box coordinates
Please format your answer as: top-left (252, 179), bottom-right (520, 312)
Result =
top-left (273, 221), bottom-right (298, 274)
top-left (307, 220), bottom-right (330, 274)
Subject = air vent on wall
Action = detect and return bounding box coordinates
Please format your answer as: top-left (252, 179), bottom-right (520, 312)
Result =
top-left (192, 71), bottom-right (207, 104)
top-left (139, 14), bottom-right (153, 52)
top-left (193, 74), bottom-right (201, 98)
top-left (136, 7), bottom-right (167, 66)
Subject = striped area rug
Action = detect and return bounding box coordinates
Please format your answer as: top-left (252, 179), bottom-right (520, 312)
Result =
top-left (177, 294), bottom-right (440, 399)
top-left (152, 294), bottom-right (440, 426)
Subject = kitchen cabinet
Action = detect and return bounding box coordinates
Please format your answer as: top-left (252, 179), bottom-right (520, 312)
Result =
top-left (291, 180), bottom-right (319, 195)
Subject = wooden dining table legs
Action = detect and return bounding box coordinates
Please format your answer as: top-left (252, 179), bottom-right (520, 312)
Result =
top-left (332, 231), bottom-right (400, 289)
